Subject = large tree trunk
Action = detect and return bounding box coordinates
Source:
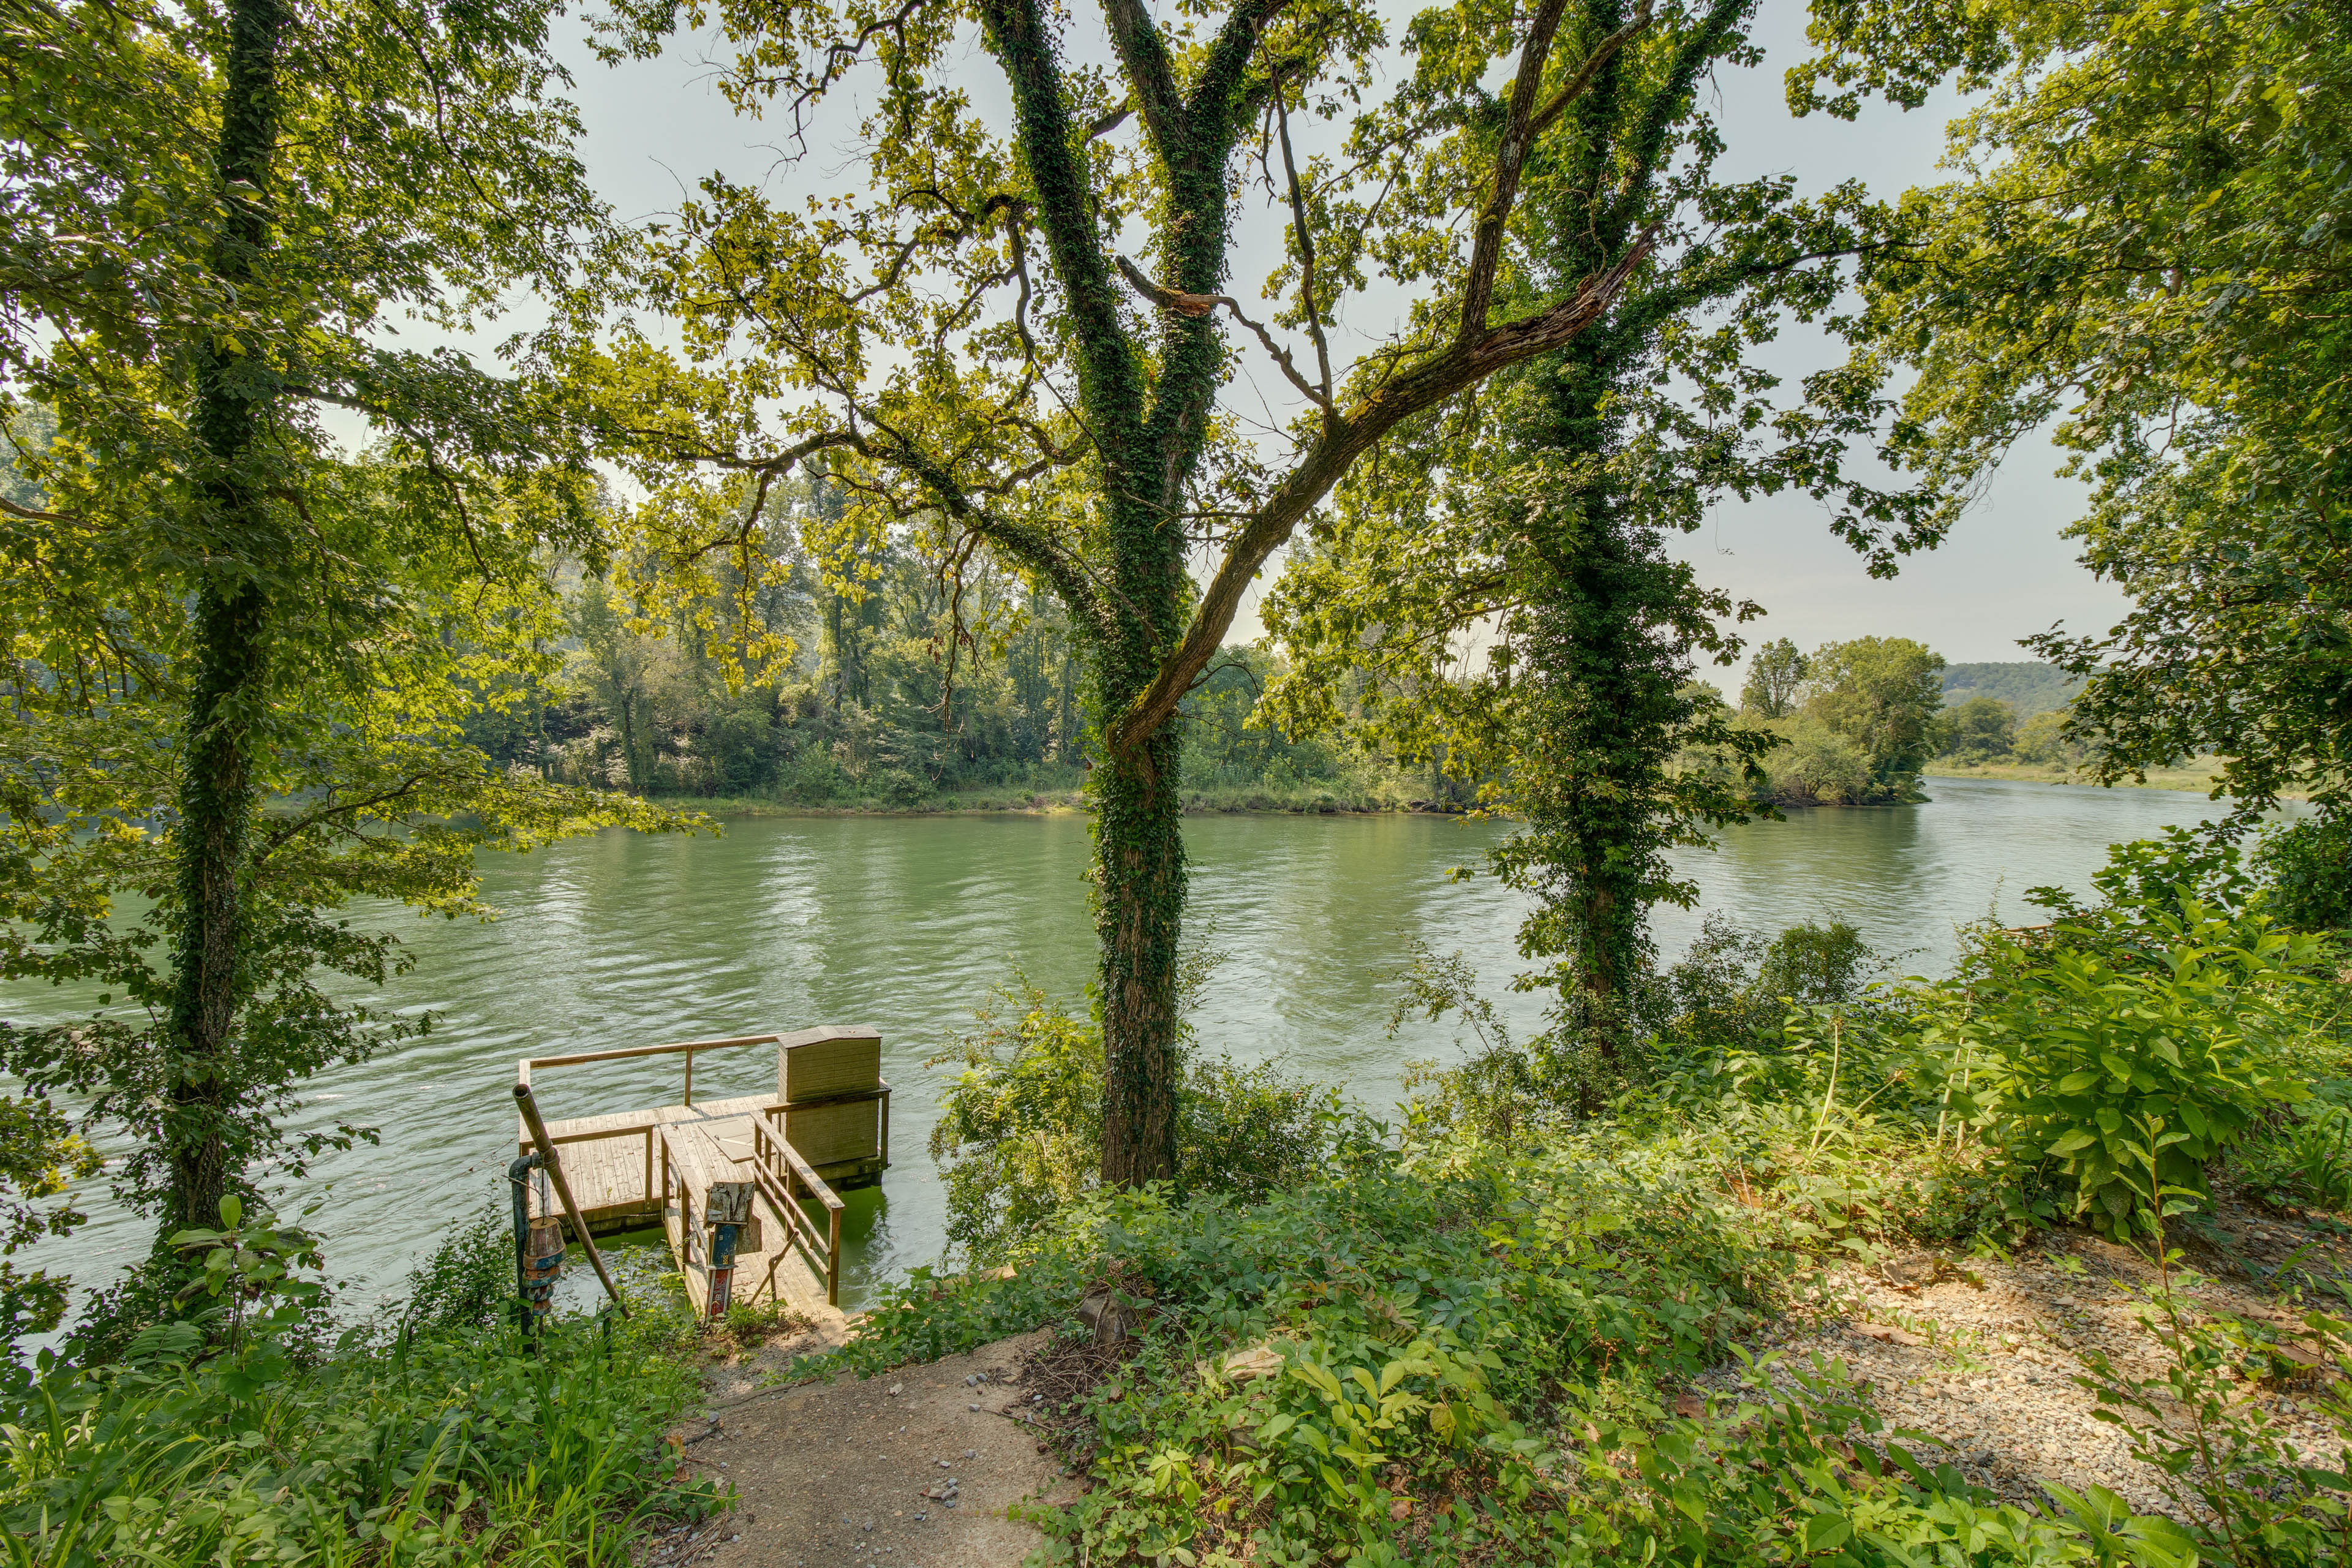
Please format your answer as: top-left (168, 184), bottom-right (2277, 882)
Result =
top-left (1093, 475), bottom-right (1190, 1187)
top-left (162, 0), bottom-right (288, 1237)
top-left (1093, 716), bottom-right (1185, 1186)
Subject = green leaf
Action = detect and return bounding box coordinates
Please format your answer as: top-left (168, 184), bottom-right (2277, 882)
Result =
top-left (1804, 1513), bottom-right (1853, 1552)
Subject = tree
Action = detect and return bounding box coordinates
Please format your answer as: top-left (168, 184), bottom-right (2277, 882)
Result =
top-left (0, 1090), bottom-right (99, 1382)
top-left (1940, 694), bottom-right (2015, 763)
top-left (1800, 0), bottom-right (2352, 827)
top-left (1798, 636), bottom-right (1945, 796)
top-left (594, 0), bottom-right (1709, 1183)
top-left (1259, 0), bottom-right (1929, 1051)
top-left (1741, 638), bottom-right (1807, 718)
top-left (1, 0), bottom-right (682, 1270)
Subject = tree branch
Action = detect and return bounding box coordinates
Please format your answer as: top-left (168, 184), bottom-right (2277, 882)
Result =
top-left (1097, 0), bottom-right (1185, 159)
top-left (1109, 223), bottom-right (1662, 756)
top-left (979, 0), bottom-right (1143, 454)
top-left (0, 494), bottom-right (77, 525)
top-left (1117, 255), bottom-right (1333, 414)
top-left (1459, 0), bottom-right (1658, 344)
top-left (1526, 0), bottom-right (1655, 141)
top-left (1274, 82), bottom-right (1335, 412)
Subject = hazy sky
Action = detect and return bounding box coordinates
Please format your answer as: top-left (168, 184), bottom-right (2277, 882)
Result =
top-left (549, 2), bottom-right (2121, 678)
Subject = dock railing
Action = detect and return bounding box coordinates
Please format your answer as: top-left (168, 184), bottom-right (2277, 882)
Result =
top-left (517, 1031), bottom-right (783, 1108)
top-left (748, 1117), bottom-right (845, 1306)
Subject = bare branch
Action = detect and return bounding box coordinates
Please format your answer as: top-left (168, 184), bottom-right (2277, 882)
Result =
top-left (1117, 255), bottom-right (1334, 414)
top-left (0, 495), bottom-right (77, 525)
top-left (1273, 83), bottom-right (1335, 412)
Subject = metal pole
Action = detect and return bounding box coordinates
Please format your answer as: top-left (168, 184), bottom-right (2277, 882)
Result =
top-left (513, 1082), bottom-right (630, 1316)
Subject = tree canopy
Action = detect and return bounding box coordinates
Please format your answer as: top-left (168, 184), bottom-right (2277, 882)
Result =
top-left (1806, 0), bottom-right (2352, 817)
top-left (588, 0), bottom-right (1753, 1180)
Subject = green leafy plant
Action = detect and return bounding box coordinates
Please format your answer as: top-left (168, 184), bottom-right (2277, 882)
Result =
top-left (2239, 1100), bottom-right (2352, 1215)
top-left (928, 978), bottom-right (1368, 1264)
top-left (1960, 899), bottom-right (2316, 1238)
top-left (0, 1209), bottom-right (715, 1568)
top-left (2070, 1115), bottom-right (2352, 1565)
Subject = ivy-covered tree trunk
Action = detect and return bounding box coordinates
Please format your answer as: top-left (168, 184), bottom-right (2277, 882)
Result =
top-left (1092, 698), bottom-right (1186, 1188)
top-left (163, 0), bottom-right (288, 1237)
top-left (1500, 348), bottom-right (1692, 1046)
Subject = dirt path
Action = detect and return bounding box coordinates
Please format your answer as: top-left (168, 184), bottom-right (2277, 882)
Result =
top-left (1694, 1194), bottom-right (2352, 1515)
top-left (645, 1329), bottom-right (1079, 1568)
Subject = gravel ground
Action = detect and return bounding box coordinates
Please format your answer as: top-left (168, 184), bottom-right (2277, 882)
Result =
top-left (657, 1329), bottom-right (1077, 1568)
top-left (1691, 1193), bottom-right (2352, 1515)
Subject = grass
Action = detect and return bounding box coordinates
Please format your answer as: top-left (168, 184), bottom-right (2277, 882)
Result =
top-left (1921, 755), bottom-right (2266, 797)
top-left (1, 1229), bottom-right (721, 1568)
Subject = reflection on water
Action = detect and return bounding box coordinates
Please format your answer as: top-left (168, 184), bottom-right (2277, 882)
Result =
top-left (7, 776), bottom-right (2251, 1312)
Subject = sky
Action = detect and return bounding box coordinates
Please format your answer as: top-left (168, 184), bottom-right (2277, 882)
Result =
top-left (544, 2), bottom-right (2125, 680)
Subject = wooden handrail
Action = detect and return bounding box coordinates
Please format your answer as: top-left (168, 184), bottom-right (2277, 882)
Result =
top-left (747, 1158), bottom-right (832, 1303)
top-left (750, 1118), bottom-right (843, 1306)
top-left (516, 1033), bottom-right (783, 1109)
top-left (523, 1033), bottom-right (785, 1072)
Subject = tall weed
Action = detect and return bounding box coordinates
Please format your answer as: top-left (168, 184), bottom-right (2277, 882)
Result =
top-left (0, 1213), bottom-right (714, 1568)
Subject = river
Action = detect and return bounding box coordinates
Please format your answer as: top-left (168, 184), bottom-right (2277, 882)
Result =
top-left (7, 775), bottom-right (2255, 1314)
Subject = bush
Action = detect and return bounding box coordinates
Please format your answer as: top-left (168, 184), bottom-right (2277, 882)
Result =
top-left (1390, 920), bottom-right (1877, 1147)
top-left (393, 1202), bottom-right (516, 1336)
top-left (2235, 1093), bottom-right (2352, 1212)
top-left (1643, 915), bottom-right (1875, 1069)
top-left (2255, 809), bottom-right (2352, 932)
top-left (2, 1208), bottom-right (712, 1568)
top-left (928, 979), bottom-right (1369, 1264)
top-left (1894, 832), bottom-right (2326, 1239)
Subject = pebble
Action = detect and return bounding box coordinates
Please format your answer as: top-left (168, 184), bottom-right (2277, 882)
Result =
top-left (1691, 1199), bottom-right (2350, 1516)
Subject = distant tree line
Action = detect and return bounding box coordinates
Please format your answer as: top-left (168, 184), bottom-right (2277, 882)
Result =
top-left (467, 488), bottom-right (1433, 812)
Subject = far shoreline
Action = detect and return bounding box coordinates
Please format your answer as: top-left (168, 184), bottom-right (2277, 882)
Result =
top-left (644, 761), bottom-right (2283, 822)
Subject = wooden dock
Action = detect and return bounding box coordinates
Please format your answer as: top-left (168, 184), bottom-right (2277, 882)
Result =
top-left (514, 1025), bottom-right (890, 1315)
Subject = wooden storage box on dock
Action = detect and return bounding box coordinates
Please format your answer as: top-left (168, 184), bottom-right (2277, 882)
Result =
top-left (777, 1025), bottom-right (881, 1104)
top-left (780, 1096), bottom-right (883, 1168)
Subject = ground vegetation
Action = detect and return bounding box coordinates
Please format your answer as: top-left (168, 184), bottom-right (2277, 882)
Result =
top-left (832, 831), bottom-right (2352, 1567)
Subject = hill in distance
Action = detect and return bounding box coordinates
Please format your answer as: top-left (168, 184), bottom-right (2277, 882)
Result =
top-left (1940, 661), bottom-right (2083, 718)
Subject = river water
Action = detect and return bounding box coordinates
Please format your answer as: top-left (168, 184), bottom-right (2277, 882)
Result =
top-left (9, 776), bottom-right (2252, 1313)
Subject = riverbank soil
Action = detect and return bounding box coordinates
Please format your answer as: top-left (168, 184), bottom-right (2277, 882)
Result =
top-left (661, 1329), bottom-right (1076, 1568)
top-left (1699, 1191), bottom-right (2351, 1516)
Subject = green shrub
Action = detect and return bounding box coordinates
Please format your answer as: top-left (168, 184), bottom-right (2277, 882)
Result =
top-left (2255, 809), bottom-right (2352, 932)
top-left (928, 980), bottom-right (1370, 1265)
top-left (1900, 832), bottom-right (2326, 1239)
top-left (1392, 919), bottom-right (1877, 1147)
top-left (393, 1203), bottom-right (516, 1337)
top-left (2236, 1096), bottom-right (2352, 1212)
top-left (1, 1209), bottom-right (712, 1568)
